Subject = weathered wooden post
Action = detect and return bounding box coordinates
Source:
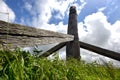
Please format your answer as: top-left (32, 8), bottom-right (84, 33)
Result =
top-left (66, 6), bottom-right (80, 60)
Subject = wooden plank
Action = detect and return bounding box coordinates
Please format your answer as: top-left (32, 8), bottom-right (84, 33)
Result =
top-left (39, 42), bottom-right (66, 57)
top-left (80, 41), bottom-right (120, 61)
top-left (0, 20), bottom-right (74, 49)
top-left (66, 6), bottom-right (80, 60)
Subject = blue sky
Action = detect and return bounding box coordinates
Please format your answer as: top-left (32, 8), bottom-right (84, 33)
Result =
top-left (3, 0), bottom-right (120, 25)
top-left (0, 0), bottom-right (120, 65)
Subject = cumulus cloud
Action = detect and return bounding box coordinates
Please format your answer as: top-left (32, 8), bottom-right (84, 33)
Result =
top-left (78, 11), bottom-right (120, 66)
top-left (82, 12), bottom-right (111, 47)
top-left (23, 0), bottom-right (86, 32)
top-left (81, 11), bottom-right (120, 52)
top-left (107, 20), bottom-right (120, 52)
top-left (0, 0), bottom-right (15, 22)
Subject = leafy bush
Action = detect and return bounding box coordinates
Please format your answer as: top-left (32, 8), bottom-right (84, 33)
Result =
top-left (0, 49), bottom-right (120, 80)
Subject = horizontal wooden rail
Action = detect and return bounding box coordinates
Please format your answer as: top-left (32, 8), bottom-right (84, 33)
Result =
top-left (80, 41), bottom-right (120, 61)
top-left (0, 20), bottom-right (74, 49)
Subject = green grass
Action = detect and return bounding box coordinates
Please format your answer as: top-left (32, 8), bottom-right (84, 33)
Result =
top-left (0, 49), bottom-right (120, 80)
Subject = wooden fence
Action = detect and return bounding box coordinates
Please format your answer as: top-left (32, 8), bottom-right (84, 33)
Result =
top-left (0, 6), bottom-right (120, 61)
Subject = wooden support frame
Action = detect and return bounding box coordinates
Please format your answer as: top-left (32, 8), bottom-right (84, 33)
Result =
top-left (41, 41), bottom-right (120, 61)
top-left (0, 6), bottom-right (120, 62)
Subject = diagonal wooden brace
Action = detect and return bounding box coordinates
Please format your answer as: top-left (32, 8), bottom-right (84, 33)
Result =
top-left (80, 41), bottom-right (120, 61)
top-left (39, 41), bottom-right (120, 61)
top-left (39, 42), bottom-right (67, 57)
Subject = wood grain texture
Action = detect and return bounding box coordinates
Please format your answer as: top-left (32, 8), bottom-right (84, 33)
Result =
top-left (0, 20), bottom-right (74, 49)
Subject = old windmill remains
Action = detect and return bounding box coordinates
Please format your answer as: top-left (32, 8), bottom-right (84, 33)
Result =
top-left (0, 6), bottom-right (120, 61)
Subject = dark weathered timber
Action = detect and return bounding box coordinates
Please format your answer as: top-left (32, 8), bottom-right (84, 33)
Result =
top-left (40, 42), bottom-right (67, 57)
top-left (0, 20), bottom-right (74, 49)
top-left (80, 41), bottom-right (120, 61)
top-left (40, 40), bottom-right (120, 61)
top-left (66, 6), bottom-right (80, 60)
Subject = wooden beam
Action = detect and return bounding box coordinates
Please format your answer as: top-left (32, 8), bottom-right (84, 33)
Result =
top-left (0, 20), bottom-right (74, 49)
top-left (39, 41), bottom-right (120, 61)
top-left (80, 41), bottom-right (120, 61)
top-left (66, 6), bottom-right (80, 60)
top-left (39, 42), bottom-right (67, 57)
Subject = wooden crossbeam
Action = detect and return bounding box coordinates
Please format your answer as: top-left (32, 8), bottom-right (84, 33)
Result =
top-left (80, 41), bottom-right (120, 61)
top-left (40, 41), bottom-right (120, 61)
top-left (39, 42), bottom-right (67, 57)
top-left (0, 20), bottom-right (74, 49)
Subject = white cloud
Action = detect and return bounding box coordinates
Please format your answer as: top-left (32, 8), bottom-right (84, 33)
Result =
top-left (107, 20), bottom-right (120, 52)
top-left (78, 22), bottom-right (88, 38)
top-left (38, 22), bottom-right (68, 33)
top-left (24, 2), bottom-right (32, 12)
top-left (76, 0), bottom-right (87, 15)
top-left (82, 11), bottom-right (120, 53)
top-left (79, 11), bottom-right (120, 66)
top-left (24, 0), bottom-right (86, 31)
top-left (0, 0), bottom-right (15, 22)
top-left (47, 0), bottom-right (75, 18)
top-left (98, 7), bottom-right (106, 12)
top-left (82, 12), bottom-right (111, 47)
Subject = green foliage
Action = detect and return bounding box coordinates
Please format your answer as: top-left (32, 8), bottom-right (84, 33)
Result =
top-left (0, 49), bottom-right (120, 80)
